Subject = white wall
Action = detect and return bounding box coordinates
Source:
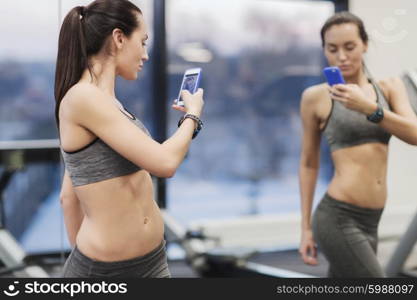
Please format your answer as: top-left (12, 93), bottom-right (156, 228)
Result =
top-left (350, 0), bottom-right (417, 235)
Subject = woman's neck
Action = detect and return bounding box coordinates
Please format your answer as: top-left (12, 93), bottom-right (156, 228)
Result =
top-left (345, 68), bottom-right (369, 87)
top-left (80, 57), bottom-right (116, 97)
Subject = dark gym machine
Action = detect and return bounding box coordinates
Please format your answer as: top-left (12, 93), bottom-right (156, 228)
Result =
top-left (385, 69), bottom-right (417, 277)
top-left (0, 139), bottom-right (60, 277)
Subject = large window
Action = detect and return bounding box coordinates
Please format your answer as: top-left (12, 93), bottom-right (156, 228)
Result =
top-left (166, 0), bottom-right (334, 223)
top-left (0, 0), bottom-right (154, 141)
top-left (0, 1), bottom-right (59, 140)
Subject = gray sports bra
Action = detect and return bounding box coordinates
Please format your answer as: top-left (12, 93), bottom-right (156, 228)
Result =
top-left (61, 109), bottom-right (150, 187)
top-left (322, 80), bottom-right (392, 152)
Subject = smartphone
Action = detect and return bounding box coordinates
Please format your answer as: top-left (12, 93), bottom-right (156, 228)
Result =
top-left (323, 66), bottom-right (345, 86)
top-left (176, 68), bottom-right (202, 107)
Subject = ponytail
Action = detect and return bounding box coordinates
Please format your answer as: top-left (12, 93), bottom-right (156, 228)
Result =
top-left (54, 6), bottom-right (88, 126)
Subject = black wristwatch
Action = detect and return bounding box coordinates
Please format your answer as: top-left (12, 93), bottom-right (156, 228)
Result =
top-left (178, 114), bottom-right (203, 139)
top-left (366, 102), bottom-right (384, 123)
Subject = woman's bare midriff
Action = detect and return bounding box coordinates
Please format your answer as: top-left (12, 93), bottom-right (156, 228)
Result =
top-left (74, 170), bottom-right (164, 262)
top-left (327, 142), bottom-right (388, 209)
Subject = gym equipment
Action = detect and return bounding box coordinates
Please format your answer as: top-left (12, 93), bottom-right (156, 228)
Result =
top-left (0, 139), bottom-right (60, 277)
top-left (385, 70), bottom-right (417, 277)
top-left (163, 210), bottom-right (317, 278)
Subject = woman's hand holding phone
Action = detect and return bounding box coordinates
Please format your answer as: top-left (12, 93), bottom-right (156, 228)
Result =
top-left (329, 84), bottom-right (377, 115)
top-left (172, 89), bottom-right (204, 117)
top-left (324, 66), bottom-right (377, 115)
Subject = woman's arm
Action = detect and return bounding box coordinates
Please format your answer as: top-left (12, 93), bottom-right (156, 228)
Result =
top-left (378, 77), bottom-right (417, 145)
top-left (60, 170), bottom-right (83, 247)
top-left (298, 87), bottom-right (322, 265)
top-left (330, 78), bottom-right (417, 145)
top-left (61, 84), bottom-right (204, 178)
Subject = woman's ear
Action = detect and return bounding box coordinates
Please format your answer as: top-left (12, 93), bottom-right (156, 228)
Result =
top-left (112, 28), bottom-right (124, 50)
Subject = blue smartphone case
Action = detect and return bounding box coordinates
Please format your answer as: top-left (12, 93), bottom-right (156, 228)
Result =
top-left (323, 66), bottom-right (345, 86)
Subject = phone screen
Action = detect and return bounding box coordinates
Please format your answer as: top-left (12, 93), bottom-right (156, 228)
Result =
top-left (182, 73), bottom-right (199, 93)
top-left (177, 69), bottom-right (201, 106)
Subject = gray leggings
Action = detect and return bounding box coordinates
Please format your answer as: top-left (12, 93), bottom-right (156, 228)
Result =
top-left (62, 240), bottom-right (171, 278)
top-left (312, 193), bottom-right (385, 277)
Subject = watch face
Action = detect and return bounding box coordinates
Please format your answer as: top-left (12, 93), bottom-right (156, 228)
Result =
top-left (367, 106), bottom-right (384, 123)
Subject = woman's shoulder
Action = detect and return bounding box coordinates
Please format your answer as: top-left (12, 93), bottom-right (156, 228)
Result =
top-left (377, 76), bottom-right (403, 88)
top-left (301, 83), bottom-right (329, 106)
top-left (64, 82), bottom-right (107, 106)
top-left (60, 82), bottom-right (114, 122)
top-left (377, 77), bottom-right (404, 99)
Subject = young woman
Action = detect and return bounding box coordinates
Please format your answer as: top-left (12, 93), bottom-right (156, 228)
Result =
top-left (56, 0), bottom-right (204, 278)
top-left (298, 12), bottom-right (417, 277)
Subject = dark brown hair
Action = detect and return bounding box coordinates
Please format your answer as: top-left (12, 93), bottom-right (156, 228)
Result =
top-left (320, 11), bottom-right (368, 47)
top-left (54, 0), bottom-right (142, 126)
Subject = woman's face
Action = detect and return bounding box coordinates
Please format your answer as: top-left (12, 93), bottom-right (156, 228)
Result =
top-left (323, 23), bottom-right (367, 78)
top-left (116, 13), bottom-right (149, 80)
